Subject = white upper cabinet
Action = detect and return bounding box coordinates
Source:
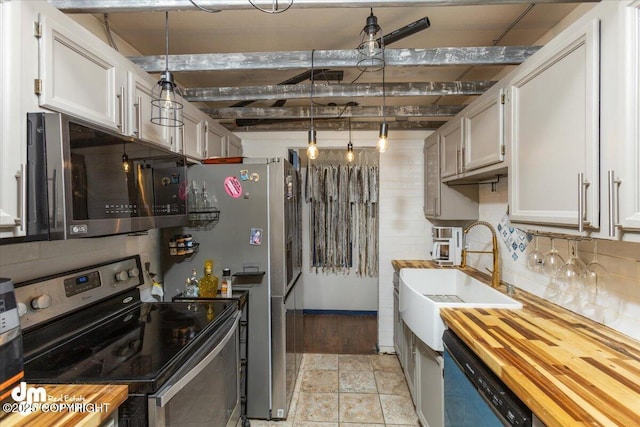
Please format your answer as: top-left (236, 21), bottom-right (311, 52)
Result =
top-left (180, 101), bottom-right (205, 160)
top-left (37, 9), bottom-right (126, 132)
top-left (440, 119), bottom-right (463, 179)
top-left (226, 133), bottom-right (243, 157)
top-left (423, 133), bottom-right (478, 220)
top-left (127, 70), bottom-right (172, 149)
top-left (462, 87), bottom-right (505, 171)
top-left (603, 1), bottom-right (640, 241)
top-left (507, 17), bottom-right (600, 232)
top-left (205, 121), bottom-right (225, 158)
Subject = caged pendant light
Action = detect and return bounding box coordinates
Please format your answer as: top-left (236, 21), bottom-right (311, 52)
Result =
top-left (307, 50), bottom-right (319, 160)
top-left (357, 9), bottom-right (385, 72)
top-left (151, 11), bottom-right (184, 128)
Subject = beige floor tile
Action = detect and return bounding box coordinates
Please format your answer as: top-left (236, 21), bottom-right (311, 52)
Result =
top-left (248, 420), bottom-right (293, 427)
top-left (379, 394), bottom-right (419, 425)
top-left (370, 354), bottom-right (402, 371)
top-left (296, 392), bottom-right (339, 422)
top-left (374, 370), bottom-right (410, 396)
top-left (301, 370), bottom-right (340, 393)
top-left (293, 422), bottom-right (339, 427)
top-left (339, 424), bottom-right (385, 427)
top-left (339, 393), bottom-right (384, 424)
top-left (339, 370), bottom-right (378, 393)
top-left (306, 354), bottom-right (340, 371)
top-left (338, 355), bottom-right (372, 371)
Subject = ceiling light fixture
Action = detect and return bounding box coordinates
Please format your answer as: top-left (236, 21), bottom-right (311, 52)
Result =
top-left (307, 50), bottom-right (319, 160)
top-left (151, 11), bottom-right (184, 128)
top-left (346, 118), bottom-right (355, 162)
top-left (357, 9), bottom-right (385, 72)
top-left (377, 64), bottom-right (390, 153)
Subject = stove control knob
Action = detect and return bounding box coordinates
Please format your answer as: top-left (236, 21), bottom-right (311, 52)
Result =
top-left (31, 294), bottom-right (52, 310)
top-left (128, 268), bottom-right (140, 278)
top-left (17, 302), bottom-right (28, 317)
top-left (115, 270), bottom-right (129, 282)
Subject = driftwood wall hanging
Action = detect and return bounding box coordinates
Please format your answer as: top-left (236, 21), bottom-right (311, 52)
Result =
top-left (305, 149), bottom-right (379, 277)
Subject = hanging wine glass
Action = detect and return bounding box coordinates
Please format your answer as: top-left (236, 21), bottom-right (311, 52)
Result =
top-left (542, 238), bottom-right (564, 277)
top-left (558, 241), bottom-right (585, 310)
top-left (527, 235), bottom-right (544, 273)
top-left (583, 240), bottom-right (613, 322)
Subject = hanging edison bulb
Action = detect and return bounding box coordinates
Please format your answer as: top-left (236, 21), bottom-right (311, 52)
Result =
top-left (307, 129), bottom-right (319, 160)
top-left (357, 9), bottom-right (384, 72)
top-left (346, 141), bottom-right (355, 162)
top-left (377, 122), bottom-right (389, 153)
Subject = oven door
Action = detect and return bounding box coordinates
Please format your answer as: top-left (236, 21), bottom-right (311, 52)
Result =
top-left (148, 312), bottom-right (241, 427)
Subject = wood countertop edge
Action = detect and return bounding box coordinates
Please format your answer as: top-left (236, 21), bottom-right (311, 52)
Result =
top-left (2, 384), bottom-right (128, 427)
top-left (392, 259), bottom-right (640, 427)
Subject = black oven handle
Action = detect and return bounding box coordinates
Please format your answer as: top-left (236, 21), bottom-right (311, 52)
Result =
top-left (150, 311), bottom-right (240, 407)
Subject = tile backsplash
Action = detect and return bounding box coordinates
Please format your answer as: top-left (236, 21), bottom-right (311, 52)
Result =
top-left (465, 179), bottom-right (640, 341)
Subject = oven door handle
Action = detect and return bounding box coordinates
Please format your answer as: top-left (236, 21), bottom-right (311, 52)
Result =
top-left (150, 311), bottom-right (240, 407)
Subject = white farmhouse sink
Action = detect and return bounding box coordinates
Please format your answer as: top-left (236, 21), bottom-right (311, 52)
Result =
top-left (399, 268), bottom-right (522, 351)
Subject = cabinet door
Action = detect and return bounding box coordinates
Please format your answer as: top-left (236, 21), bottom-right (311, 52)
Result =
top-left (424, 135), bottom-right (440, 218)
top-left (508, 19), bottom-right (600, 230)
top-left (416, 340), bottom-right (444, 427)
top-left (128, 70), bottom-right (171, 148)
top-left (440, 120), bottom-right (462, 179)
top-left (38, 12), bottom-right (125, 131)
top-left (463, 88), bottom-right (505, 171)
top-left (611, 2), bottom-right (640, 238)
top-left (403, 323), bottom-right (417, 404)
top-left (206, 121), bottom-right (225, 158)
top-left (181, 103), bottom-right (204, 160)
top-left (225, 134), bottom-right (243, 157)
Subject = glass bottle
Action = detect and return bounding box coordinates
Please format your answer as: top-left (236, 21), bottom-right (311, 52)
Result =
top-left (199, 259), bottom-right (219, 297)
top-left (184, 269), bottom-right (199, 297)
top-left (188, 180), bottom-right (200, 212)
top-left (201, 181), bottom-right (212, 210)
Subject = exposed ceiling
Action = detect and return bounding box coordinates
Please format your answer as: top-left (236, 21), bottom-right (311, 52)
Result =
top-left (52, 0), bottom-right (596, 132)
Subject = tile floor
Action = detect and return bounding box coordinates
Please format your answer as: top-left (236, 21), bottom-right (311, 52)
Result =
top-left (249, 353), bottom-right (420, 427)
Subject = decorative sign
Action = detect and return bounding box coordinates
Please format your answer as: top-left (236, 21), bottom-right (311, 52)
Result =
top-left (224, 176), bottom-right (243, 199)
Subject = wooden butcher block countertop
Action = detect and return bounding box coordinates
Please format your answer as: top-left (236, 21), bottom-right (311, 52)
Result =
top-left (392, 260), bottom-right (640, 427)
top-left (2, 384), bottom-right (127, 427)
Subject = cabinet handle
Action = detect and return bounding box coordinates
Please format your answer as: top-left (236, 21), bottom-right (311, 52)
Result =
top-left (134, 96), bottom-right (142, 138)
top-left (116, 87), bottom-right (125, 130)
top-left (461, 145), bottom-right (466, 172)
top-left (456, 147), bottom-right (460, 174)
top-left (434, 196), bottom-right (439, 217)
top-left (180, 126), bottom-right (185, 153)
top-left (608, 170), bottom-right (622, 237)
top-left (15, 164), bottom-right (27, 231)
top-left (577, 173), bottom-right (591, 232)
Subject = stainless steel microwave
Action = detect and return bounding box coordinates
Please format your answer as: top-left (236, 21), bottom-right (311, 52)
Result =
top-left (16, 112), bottom-right (187, 241)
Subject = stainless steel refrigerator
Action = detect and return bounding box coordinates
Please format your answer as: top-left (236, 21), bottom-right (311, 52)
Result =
top-left (162, 158), bottom-right (303, 420)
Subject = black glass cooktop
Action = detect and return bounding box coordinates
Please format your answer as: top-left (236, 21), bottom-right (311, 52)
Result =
top-left (22, 289), bottom-right (234, 393)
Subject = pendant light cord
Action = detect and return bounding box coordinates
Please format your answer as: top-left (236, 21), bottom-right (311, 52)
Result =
top-left (382, 63), bottom-right (386, 123)
top-left (164, 11), bottom-right (169, 73)
top-left (310, 49), bottom-right (315, 130)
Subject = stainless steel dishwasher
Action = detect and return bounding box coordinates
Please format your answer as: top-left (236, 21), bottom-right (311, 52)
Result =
top-left (443, 330), bottom-right (533, 427)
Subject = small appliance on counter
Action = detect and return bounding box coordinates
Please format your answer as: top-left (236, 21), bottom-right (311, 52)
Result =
top-left (432, 226), bottom-right (463, 266)
top-left (0, 278), bottom-right (23, 404)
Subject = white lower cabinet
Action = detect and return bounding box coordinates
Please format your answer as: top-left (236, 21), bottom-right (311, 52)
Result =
top-left (402, 322), bottom-right (417, 403)
top-left (416, 339), bottom-right (444, 427)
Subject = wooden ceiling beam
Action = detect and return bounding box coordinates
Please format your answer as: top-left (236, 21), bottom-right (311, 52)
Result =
top-left (51, 0), bottom-right (598, 13)
top-left (129, 46), bottom-right (540, 73)
top-left (202, 104), bottom-right (465, 119)
top-left (184, 80), bottom-right (496, 102)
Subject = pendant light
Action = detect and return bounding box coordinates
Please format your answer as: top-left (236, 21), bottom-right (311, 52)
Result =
top-left (307, 50), bottom-right (319, 160)
top-left (151, 11), bottom-right (184, 128)
top-left (346, 118), bottom-right (355, 162)
top-left (357, 9), bottom-right (385, 72)
top-left (377, 64), bottom-right (389, 153)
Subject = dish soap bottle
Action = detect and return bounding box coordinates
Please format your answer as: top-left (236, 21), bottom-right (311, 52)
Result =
top-left (199, 259), bottom-right (219, 297)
